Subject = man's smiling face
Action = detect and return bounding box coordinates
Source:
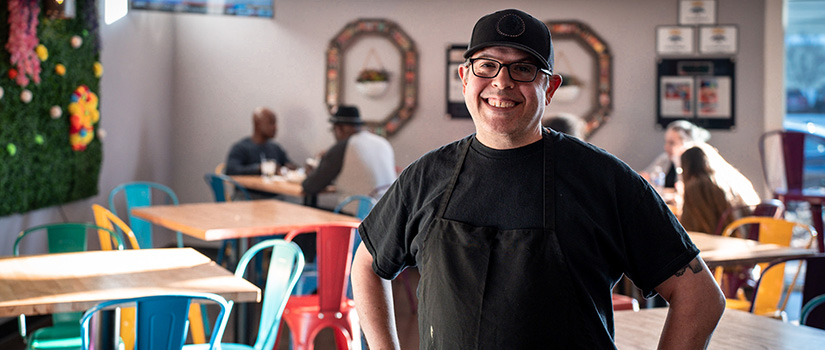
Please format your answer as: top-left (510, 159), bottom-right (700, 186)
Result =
top-left (459, 46), bottom-right (561, 148)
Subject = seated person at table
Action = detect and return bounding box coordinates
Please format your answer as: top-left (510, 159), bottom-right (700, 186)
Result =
top-left (302, 105), bottom-right (397, 210)
top-left (679, 144), bottom-right (761, 234)
top-left (225, 106), bottom-right (297, 176)
top-left (641, 120), bottom-right (711, 189)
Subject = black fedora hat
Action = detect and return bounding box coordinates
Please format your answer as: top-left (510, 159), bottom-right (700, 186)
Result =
top-left (329, 105), bottom-right (363, 125)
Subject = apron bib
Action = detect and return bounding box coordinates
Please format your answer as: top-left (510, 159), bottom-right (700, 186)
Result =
top-left (416, 132), bottom-right (604, 349)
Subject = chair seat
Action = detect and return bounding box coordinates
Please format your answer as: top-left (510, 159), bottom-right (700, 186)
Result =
top-left (283, 296), bottom-right (360, 350)
top-left (28, 323), bottom-right (81, 349)
top-left (725, 298), bottom-right (751, 311)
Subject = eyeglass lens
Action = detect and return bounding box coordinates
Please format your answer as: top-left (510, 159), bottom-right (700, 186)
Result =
top-left (471, 58), bottom-right (540, 82)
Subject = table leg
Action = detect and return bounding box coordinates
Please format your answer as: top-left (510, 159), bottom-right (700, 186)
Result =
top-left (803, 203), bottom-right (825, 329)
top-left (304, 194), bottom-right (318, 207)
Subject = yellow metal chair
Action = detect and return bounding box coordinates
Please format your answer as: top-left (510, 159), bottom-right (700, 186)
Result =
top-left (715, 216), bottom-right (816, 318)
top-left (92, 204), bottom-right (210, 348)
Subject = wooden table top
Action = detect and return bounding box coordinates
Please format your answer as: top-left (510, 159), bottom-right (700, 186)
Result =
top-left (230, 175), bottom-right (334, 197)
top-left (131, 199), bottom-right (359, 241)
top-left (689, 231), bottom-right (817, 268)
top-left (0, 248), bottom-right (260, 317)
top-left (615, 307), bottom-right (825, 349)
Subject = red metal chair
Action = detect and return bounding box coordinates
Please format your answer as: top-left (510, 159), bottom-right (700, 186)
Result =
top-left (611, 294), bottom-right (640, 312)
top-left (282, 222), bottom-right (362, 350)
top-left (759, 129), bottom-right (825, 251)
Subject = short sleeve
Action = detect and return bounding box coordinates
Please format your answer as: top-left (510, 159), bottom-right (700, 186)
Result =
top-left (621, 185), bottom-right (700, 297)
top-left (358, 180), bottom-right (413, 280)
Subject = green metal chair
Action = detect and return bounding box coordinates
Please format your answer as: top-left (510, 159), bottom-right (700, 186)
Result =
top-left (14, 223), bottom-right (124, 350)
top-left (108, 181), bottom-right (184, 249)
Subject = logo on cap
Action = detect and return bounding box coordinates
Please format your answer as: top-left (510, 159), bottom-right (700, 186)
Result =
top-left (496, 14), bottom-right (526, 38)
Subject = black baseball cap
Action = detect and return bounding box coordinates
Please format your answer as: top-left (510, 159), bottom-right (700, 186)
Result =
top-left (464, 9), bottom-right (554, 72)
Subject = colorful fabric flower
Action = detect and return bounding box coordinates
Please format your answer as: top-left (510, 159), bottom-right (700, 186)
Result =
top-left (67, 85), bottom-right (100, 151)
top-left (5, 0), bottom-right (42, 87)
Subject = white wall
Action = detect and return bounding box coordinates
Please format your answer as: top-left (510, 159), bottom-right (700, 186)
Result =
top-left (169, 0), bottom-right (769, 203)
top-left (1, 0), bottom-right (776, 255)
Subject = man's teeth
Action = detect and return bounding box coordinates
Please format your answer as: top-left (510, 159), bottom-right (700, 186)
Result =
top-left (488, 99), bottom-right (515, 108)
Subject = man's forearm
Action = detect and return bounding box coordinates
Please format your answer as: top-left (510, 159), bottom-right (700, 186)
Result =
top-left (655, 258), bottom-right (725, 349)
top-left (351, 245), bottom-right (401, 350)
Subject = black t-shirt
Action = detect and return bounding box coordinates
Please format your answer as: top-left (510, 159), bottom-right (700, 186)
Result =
top-left (359, 131), bottom-right (698, 344)
top-left (445, 137), bottom-right (543, 229)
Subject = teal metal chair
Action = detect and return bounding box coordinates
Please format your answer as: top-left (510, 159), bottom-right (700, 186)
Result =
top-left (802, 295), bottom-right (825, 327)
top-left (80, 293), bottom-right (229, 350)
top-left (108, 181), bottom-right (184, 249)
top-left (14, 223), bottom-right (124, 350)
top-left (183, 239), bottom-right (305, 350)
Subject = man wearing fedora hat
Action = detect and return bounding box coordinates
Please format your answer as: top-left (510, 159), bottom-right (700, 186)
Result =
top-left (302, 105), bottom-right (396, 207)
top-left (352, 8), bottom-right (723, 349)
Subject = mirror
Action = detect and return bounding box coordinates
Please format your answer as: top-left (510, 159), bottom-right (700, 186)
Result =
top-left (544, 20), bottom-right (613, 138)
top-left (325, 19), bottom-right (419, 137)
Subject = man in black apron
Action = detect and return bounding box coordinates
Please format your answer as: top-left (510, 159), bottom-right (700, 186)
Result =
top-left (352, 8), bottom-right (725, 349)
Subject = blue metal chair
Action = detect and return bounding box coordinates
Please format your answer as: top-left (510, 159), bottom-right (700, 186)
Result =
top-left (14, 223), bottom-right (124, 350)
top-left (183, 239), bottom-right (304, 350)
top-left (80, 293), bottom-right (229, 350)
top-left (108, 181), bottom-right (184, 249)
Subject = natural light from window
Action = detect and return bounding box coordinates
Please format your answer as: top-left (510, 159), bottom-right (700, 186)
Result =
top-left (105, 0), bottom-right (128, 24)
top-left (784, 0), bottom-right (825, 132)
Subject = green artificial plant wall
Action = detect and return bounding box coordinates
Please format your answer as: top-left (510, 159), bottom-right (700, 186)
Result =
top-left (0, 0), bottom-right (102, 216)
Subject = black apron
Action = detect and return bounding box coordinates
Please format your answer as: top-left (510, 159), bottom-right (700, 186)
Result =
top-left (416, 132), bottom-right (610, 349)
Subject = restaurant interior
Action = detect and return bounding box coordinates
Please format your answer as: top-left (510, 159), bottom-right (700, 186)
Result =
top-left (2, 0), bottom-right (825, 349)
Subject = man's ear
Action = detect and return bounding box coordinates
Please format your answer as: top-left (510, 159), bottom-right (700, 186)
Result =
top-left (545, 74), bottom-right (564, 105)
top-left (458, 65), bottom-right (469, 93)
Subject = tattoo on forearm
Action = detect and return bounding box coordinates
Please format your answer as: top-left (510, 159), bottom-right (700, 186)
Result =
top-left (674, 259), bottom-right (703, 277)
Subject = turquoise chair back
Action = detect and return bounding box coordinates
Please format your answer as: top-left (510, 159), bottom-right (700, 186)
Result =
top-left (333, 195), bottom-right (377, 220)
top-left (190, 240), bottom-right (304, 350)
top-left (109, 181), bottom-right (183, 248)
top-left (204, 173), bottom-right (251, 202)
top-left (14, 223), bottom-right (123, 349)
top-left (80, 293), bottom-right (229, 350)
top-left (802, 295), bottom-right (825, 327)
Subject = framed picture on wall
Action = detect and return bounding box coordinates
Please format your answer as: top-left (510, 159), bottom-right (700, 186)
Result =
top-left (656, 26), bottom-right (694, 55)
top-left (699, 25), bottom-right (738, 54)
top-left (131, 0), bottom-right (274, 17)
top-left (657, 58), bottom-right (736, 129)
top-left (678, 0), bottom-right (716, 25)
top-left (446, 44), bottom-right (471, 119)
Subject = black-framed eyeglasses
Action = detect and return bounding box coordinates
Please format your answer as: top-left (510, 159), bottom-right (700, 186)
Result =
top-left (468, 58), bottom-right (551, 83)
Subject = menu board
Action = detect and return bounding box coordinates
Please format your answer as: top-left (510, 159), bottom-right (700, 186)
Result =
top-left (131, 0), bottom-right (274, 17)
